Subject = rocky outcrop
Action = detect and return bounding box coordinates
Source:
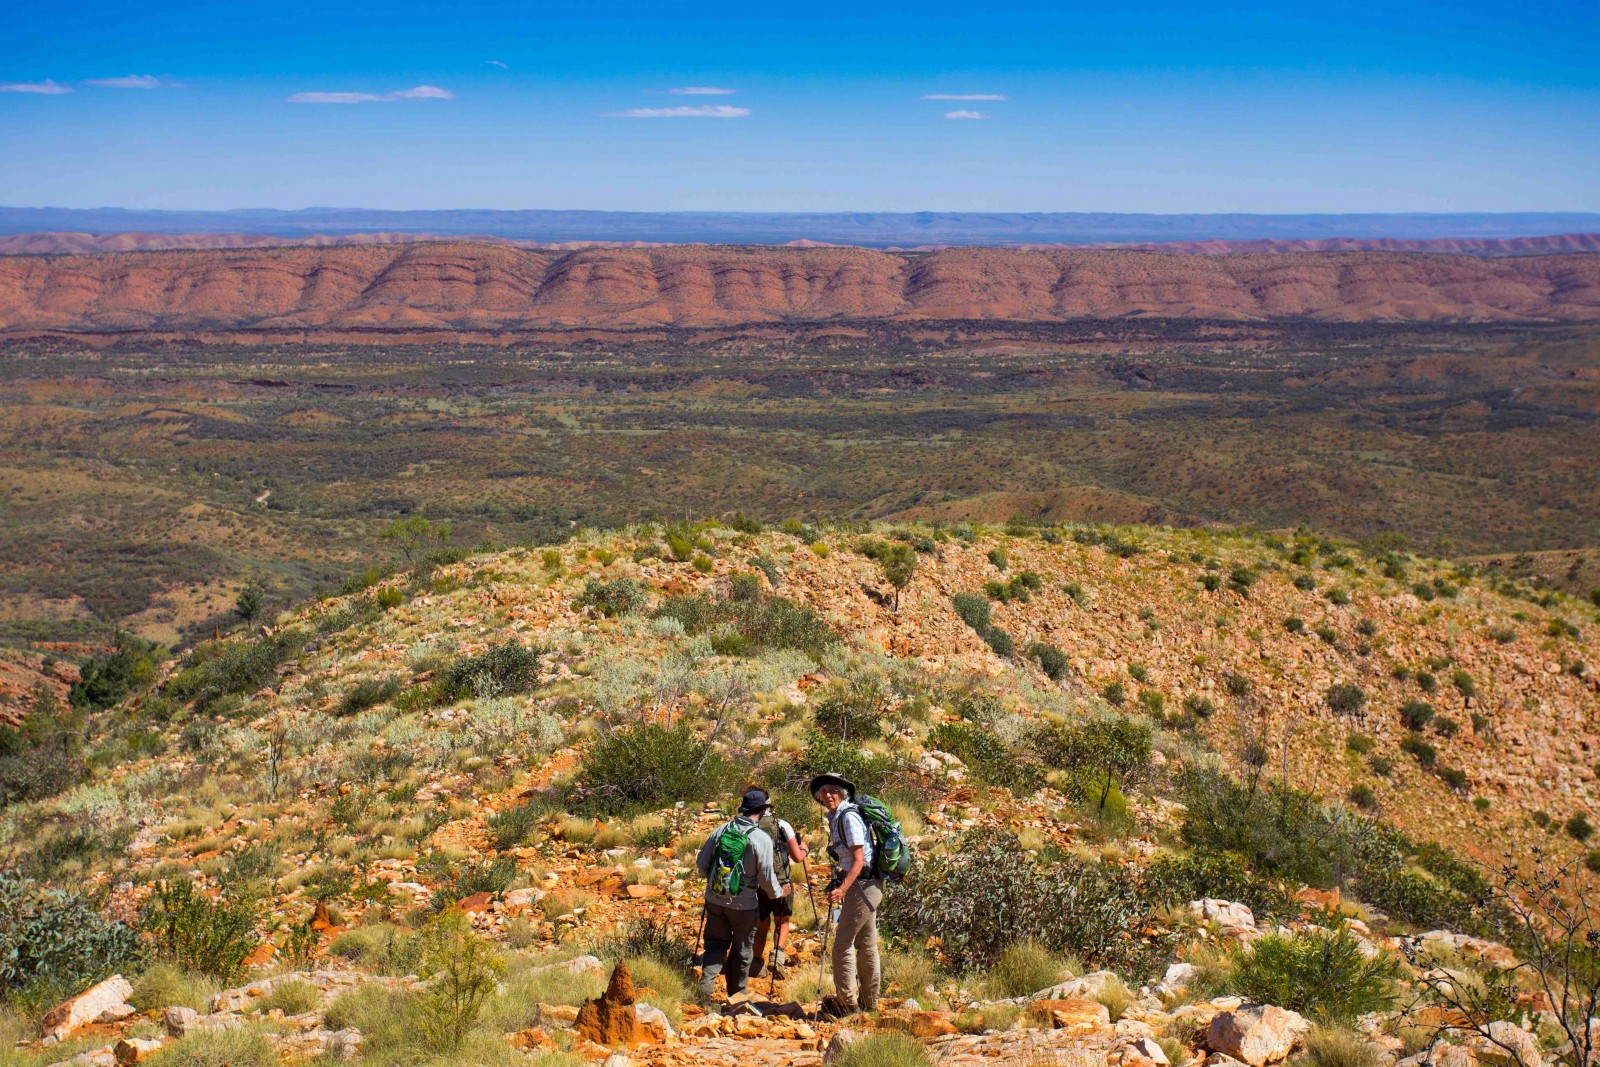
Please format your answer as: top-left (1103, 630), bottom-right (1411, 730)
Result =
top-left (1207, 1005), bottom-right (1311, 1067)
top-left (40, 976), bottom-right (135, 1043)
top-left (1, 244), bottom-right (1597, 333)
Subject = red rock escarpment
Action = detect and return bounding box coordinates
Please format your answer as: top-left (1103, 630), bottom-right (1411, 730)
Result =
top-left (1, 243), bottom-right (1597, 331)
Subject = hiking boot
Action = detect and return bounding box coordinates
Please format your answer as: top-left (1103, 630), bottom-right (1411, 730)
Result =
top-left (769, 949), bottom-right (787, 979)
top-left (818, 994), bottom-right (856, 1019)
top-left (697, 974), bottom-right (719, 1002)
top-left (748, 957), bottom-right (766, 979)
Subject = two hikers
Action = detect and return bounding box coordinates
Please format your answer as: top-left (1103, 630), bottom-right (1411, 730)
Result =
top-left (695, 788), bottom-right (787, 1001)
top-left (697, 775), bottom-right (903, 1015)
top-left (810, 771), bottom-right (883, 1017)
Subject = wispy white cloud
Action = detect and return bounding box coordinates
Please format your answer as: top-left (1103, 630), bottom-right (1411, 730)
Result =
top-left (485, 60), bottom-right (508, 68)
top-left (924, 93), bottom-right (1006, 101)
top-left (388, 85), bottom-right (454, 99)
top-left (288, 85), bottom-right (454, 104)
top-left (0, 79), bottom-right (71, 95)
top-left (611, 104), bottom-right (750, 118)
top-left (667, 86), bottom-right (735, 95)
top-left (944, 109), bottom-right (986, 119)
top-left (86, 74), bottom-right (182, 89)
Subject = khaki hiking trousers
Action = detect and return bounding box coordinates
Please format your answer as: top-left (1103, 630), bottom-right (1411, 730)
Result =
top-left (831, 878), bottom-right (883, 1011)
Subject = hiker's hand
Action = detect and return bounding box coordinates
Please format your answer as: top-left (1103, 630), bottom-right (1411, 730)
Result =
top-left (784, 883), bottom-right (793, 897)
top-left (828, 886), bottom-right (845, 905)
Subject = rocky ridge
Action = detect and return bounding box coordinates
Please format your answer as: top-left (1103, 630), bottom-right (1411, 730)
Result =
top-left (2, 244), bottom-right (1599, 333)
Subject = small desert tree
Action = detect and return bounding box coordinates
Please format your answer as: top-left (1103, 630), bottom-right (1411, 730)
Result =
top-left (1401, 849), bottom-right (1599, 1067)
top-left (877, 542), bottom-right (918, 611)
top-left (235, 581), bottom-right (265, 622)
top-left (380, 515), bottom-right (452, 566)
top-left (417, 909), bottom-right (503, 1053)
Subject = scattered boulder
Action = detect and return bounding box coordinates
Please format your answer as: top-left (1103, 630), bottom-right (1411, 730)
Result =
top-left (1190, 900), bottom-right (1257, 934)
top-left (1207, 1005), bottom-right (1310, 1067)
top-left (633, 1003), bottom-right (675, 1044)
top-left (162, 1007), bottom-right (199, 1038)
top-left (41, 975), bottom-right (135, 1043)
top-left (112, 1038), bottom-right (165, 1065)
top-left (1032, 999), bottom-right (1113, 1033)
top-left (325, 1028), bottom-right (363, 1062)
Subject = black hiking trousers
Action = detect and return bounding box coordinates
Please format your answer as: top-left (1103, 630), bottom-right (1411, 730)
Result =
top-left (699, 900), bottom-right (760, 998)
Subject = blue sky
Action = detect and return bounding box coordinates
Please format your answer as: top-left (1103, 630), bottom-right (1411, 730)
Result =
top-left (1, 0), bottom-right (1596, 212)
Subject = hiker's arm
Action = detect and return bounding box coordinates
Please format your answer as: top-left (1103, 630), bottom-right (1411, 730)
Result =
top-left (786, 833), bottom-right (808, 863)
top-left (829, 844), bottom-right (865, 904)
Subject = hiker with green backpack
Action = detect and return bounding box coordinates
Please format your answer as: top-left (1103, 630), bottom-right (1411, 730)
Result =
top-left (694, 788), bottom-right (786, 1002)
top-left (809, 772), bottom-right (911, 1018)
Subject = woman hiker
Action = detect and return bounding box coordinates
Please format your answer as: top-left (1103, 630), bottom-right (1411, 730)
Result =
top-left (809, 772), bottom-right (881, 1017)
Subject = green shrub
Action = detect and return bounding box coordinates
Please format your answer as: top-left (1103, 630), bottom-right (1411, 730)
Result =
top-left (1230, 927), bottom-right (1400, 1022)
top-left (1102, 681), bottom-right (1126, 706)
top-left (0, 874), bottom-right (145, 1007)
top-left (888, 828), bottom-right (1170, 977)
top-left (338, 674), bottom-right (403, 716)
top-left (1199, 573), bottom-right (1222, 592)
top-left (576, 578), bottom-right (649, 618)
top-left (1349, 784), bottom-right (1377, 810)
top-left (167, 632), bottom-right (303, 712)
top-left (1415, 670), bottom-right (1438, 693)
top-left (1434, 716), bottom-right (1460, 738)
top-left (1369, 755), bottom-right (1392, 776)
top-left (1144, 852), bottom-right (1292, 921)
top-left (437, 642), bottom-right (541, 701)
top-left (1284, 616), bottom-right (1307, 634)
top-left (834, 1032), bottom-right (932, 1067)
top-left (1399, 701), bottom-right (1435, 730)
top-left (812, 679), bottom-right (885, 741)
top-left (1586, 850), bottom-right (1600, 875)
top-left (928, 722), bottom-right (1043, 795)
top-left (148, 1026), bottom-right (278, 1067)
top-left (1293, 574), bottom-right (1317, 591)
top-left (951, 593), bottom-right (991, 632)
top-left (376, 585), bottom-right (405, 609)
top-left (129, 964), bottom-right (219, 1013)
top-left (0, 688), bottom-right (88, 807)
top-left (1229, 567), bottom-right (1257, 594)
top-left (328, 924), bottom-right (421, 975)
top-left (987, 546), bottom-right (1009, 571)
top-left (791, 734), bottom-right (898, 799)
top-left (1026, 642), bottom-right (1069, 681)
top-left (654, 590), bottom-right (838, 659)
top-left (1034, 716), bottom-right (1151, 811)
top-left (1451, 670), bottom-right (1477, 698)
top-left (1567, 814), bottom-right (1594, 843)
top-left (1224, 672), bottom-right (1251, 698)
top-left (1183, 695), bottom-right (1217, 720)
top-left (984, 572), bottom-right (1043, 604)
top-left (982, 626), bottom-right (1015, 657)
top-left (576, 721), bottom-right (734, 814)
top-left (70, 634), bottom-right (161, 712)
top-left (1345, 734), bottom-right (1374, 755)
top-left (1400, 734), bottom-right (1437, 769)
top-left (1326, 684), bottom-right (1366, 716)
top-left (140, 879), bottom-right (261, 982)
top-left (1437, 767), bottom-right (1468, 790)
top-left (1326, 588), bottom-right (1351, 606)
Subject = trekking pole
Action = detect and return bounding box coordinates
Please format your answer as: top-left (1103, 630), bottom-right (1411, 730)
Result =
top-left (815, 904), bottom-right (832, 1009)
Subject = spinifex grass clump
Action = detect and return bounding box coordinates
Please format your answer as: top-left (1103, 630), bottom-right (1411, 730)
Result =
top-left (575, 720), bottom-right (735, 815)
top-left (654, 581), bottom-right (838, 659)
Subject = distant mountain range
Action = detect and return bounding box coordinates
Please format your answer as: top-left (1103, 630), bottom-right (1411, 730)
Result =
top-left (3, 207), bottom-right (1599, 248)
top-left (4, 229), bottom-right (1599, 258)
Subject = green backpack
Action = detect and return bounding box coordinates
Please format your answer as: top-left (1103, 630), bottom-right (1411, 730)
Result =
top-left (851, 796), bottom-right (913, 881)
top-left (709, 822), bottom-right (754, 896)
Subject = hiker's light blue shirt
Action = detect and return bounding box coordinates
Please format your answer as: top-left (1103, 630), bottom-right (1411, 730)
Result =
top-left (826, 802), bottom-right (874, 874)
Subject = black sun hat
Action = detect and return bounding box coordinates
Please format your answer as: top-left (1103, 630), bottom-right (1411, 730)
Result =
top-left (807, 772), bottom-right (857, 801)
top-left (739, 788), bottom-right (773, 815)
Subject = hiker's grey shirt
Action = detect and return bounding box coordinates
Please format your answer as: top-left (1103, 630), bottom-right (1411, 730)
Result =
top-left (826, 802), bottom-right (875, 873)
top-left (696, 814), bottom-right (783, 910)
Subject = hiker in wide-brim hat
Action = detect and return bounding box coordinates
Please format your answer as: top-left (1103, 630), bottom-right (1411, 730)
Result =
top-left (810, 771), bottom-right (881, 1016)
top-left (694, 788), bottom-right (785, 1003)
